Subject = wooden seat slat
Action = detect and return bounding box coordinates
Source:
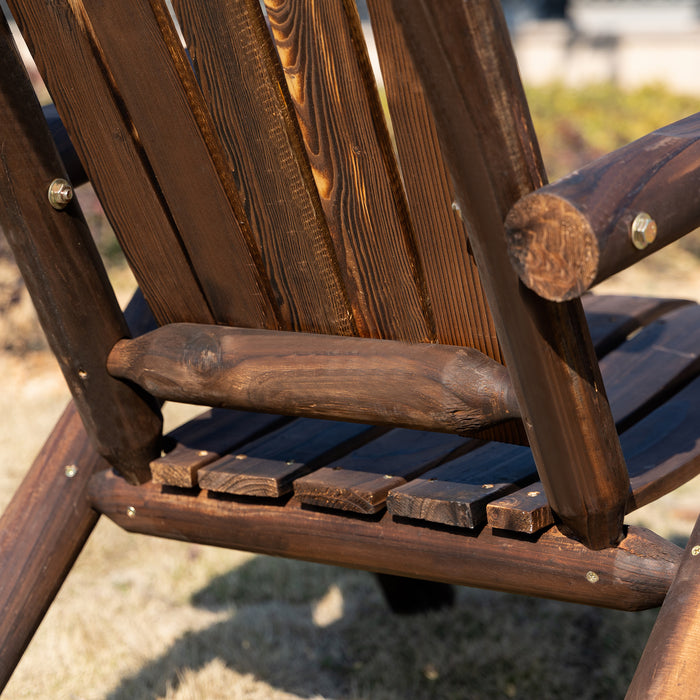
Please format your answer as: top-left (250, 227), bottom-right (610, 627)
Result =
top-left (171, 0), bottom-right (354, 335)
top-left (197, 419), bottom-right (382, 498)
top-left (390, 301), bottom-right (700, 529)
top-left (582, 294), bottom-right (692, 357)
top-left (265, 0), bottom-right (434, 342)
top-left (150, 410), bottom-right (289, 488)
top-left (488, 374), bottom-right (700, 533)
top-left (293, 429), bottom-right (470, 514)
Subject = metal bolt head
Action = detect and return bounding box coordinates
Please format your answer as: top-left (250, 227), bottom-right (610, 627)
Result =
top-left (64, 464), bottom-right (78, 478)
top-left (48, 178), bottom-right (74, 209)
top-left (692, 545), bottom-right (700, 557)
top-left (630, 212), bottom-right (657, 250)
top-left (126, 506), bottom-right (136, 519)
top-left (586, 571), bottom-right (599, 584)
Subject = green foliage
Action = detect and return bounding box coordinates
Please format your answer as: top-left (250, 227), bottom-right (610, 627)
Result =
top-left (526, 83), bottom-right (700, 180)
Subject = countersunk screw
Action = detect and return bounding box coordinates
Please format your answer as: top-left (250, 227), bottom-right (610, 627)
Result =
top-left (48, 178), bottom-right (74, 210)
top-left (630, 212), bottom-right (657, 250)
top-left (126, 506), bottom-right (136, 519)
top-left (691, 545), bottom-right (700, 557)
top-left (586, 571), bottom-right (599, 584)
top-left (64, 464), bottom-right (78, 478)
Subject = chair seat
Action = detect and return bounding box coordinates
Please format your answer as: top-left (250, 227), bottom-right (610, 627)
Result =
top-left (149, 294), bottom-right (700, 534)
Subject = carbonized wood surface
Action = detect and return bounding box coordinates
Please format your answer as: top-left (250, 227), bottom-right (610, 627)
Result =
top-left (90, 469), bottom-right (681, 611)
top-left (393, 0), bottom-right (629, 549)
top-left (198, 419), bottom-right (381, 497)
top-left (0, 13), bottom-right (161, 483)
top-left (6, 0), bottom-right (213, 325)
top-left (151, 410), bottom-right (289, 487)
top-left (79, 0), bottom-right (279, 329)
top-left (265, 0), bottom-right (434, 341)
top-left (294, 429), bottom-right (468, 513)
top-left (0, 404), bottom-right (102, 691)
top-left (172, 0), bottom-right (354, 335)
top-left (366, 0), bottom-right (500, 358)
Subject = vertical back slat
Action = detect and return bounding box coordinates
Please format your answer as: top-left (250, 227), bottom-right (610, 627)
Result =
top-left (172, 0), bottom-right (356, 335)
top-left (6, 0), bottom-right (213, 325)
top-left (265, 0), bottom-right (434, 341)
top-left (394, 0), bottom-right (630, 549)
top-left (366, 0), bottom-right (502, 360)
top-left (80, 0), bottom-right (280, 329)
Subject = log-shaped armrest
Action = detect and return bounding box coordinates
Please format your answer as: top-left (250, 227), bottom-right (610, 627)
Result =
top-left (505, 112), bottom-right (700, 301)
top-left (107, 324), bottom-right (520, 436)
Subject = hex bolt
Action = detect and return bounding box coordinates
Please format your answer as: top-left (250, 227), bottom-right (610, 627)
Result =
top-left (630, 212), bottom-right (657, 250)
top-left (48, 178), bottom-right (74, 210)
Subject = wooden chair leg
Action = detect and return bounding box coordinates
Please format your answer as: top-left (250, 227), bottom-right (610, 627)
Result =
top-left (626, 515), bottom-right (700, 699)
top-left (374, 573), bottom-right (455, 615)
top-left (0, 403), bottom-right (103, 692)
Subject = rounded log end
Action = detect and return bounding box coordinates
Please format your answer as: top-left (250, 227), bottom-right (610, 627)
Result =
top-left (505, 192), bottom-right (599, 302)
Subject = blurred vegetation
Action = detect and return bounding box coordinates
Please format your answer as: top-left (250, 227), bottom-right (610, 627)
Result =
top-left (527, 82), bottom-right (700, 258)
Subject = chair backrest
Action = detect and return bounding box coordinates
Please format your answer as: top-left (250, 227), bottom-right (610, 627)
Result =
top-left (2, 0), bottom-right (631, 549)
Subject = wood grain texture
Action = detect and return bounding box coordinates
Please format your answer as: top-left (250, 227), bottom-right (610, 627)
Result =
top-left (366, 0), bottom-right (501, 358)
top-left (626, 514), bottom-right (700, 699)
top-left (6, 0), bottom-right (213, 325)
top-left (172, 0), bottom-right (354, 335)
top-left (488, 367), bottom-right (700, 534)
top-left (0, 14), bottom-right (161, 483)
top-left (265, 0), bottom-right (434, 341)
top-left (151, 409), bottom-right (289, 488)
top-left (0, 404), bottom-right (102, 691)
top-left (294, 428), bottom-right (468, 513)
top-left (506, 113), bottom-right (700, 301)
top-left (387, 442), bottom-right (534, 528)
top-left (198, 419), bottom-right (381, 497)
top-left (89, 469), bottom-right (681, 611)
top-left (108, 323), bottom-right (521, 435)
top-left (79, 0), bottom-right (279, 329)
top-left (393, 0), bottom-right (630, 549)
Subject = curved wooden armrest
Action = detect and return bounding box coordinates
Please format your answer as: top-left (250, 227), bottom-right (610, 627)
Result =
top-left (505, 112), bottom-right (700, 302)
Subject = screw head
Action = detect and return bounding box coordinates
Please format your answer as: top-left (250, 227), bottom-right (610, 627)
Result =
top-left (527, 491), bottom-right (540, 498)
top-left (586, 571), bottom-right (599, 584)
top-left (126, 506), bottom-right (136, 519)
top-left (630, 212), bottom-right (657, 250)
top-left (48, 178), bottom-right (74, 209)
top-left (64, 464), bottom-right (78, 478)
top-left (692, 545), bottom-right (700, 557)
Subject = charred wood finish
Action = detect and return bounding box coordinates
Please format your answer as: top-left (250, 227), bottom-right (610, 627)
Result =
top-left (627, 514), bottom-right (700, 699)
top-left (393, 0), bottom-right (630, 549)
top-left (0, 15), bottom-right (161, 483)
top-left (0, 404), bottom-right (102, 691)
top-left (6, 0), bottom-right (213, 325)
top-left (506, 113), bottom-right (700, 302)
top-left (89, 470), bottom-right (680, 612)
top-left (265, 0), bottom-right (434, 342)
top-left (172, 0), bottom-right (355, 335)
top-left (108, 324), bottom-right (520, 435)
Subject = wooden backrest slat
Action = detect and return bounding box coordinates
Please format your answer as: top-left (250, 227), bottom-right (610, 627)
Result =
top-left (79, 0), bottom-right (279, 329)
top-left (367, 0), bottom-right (501, 359)
top-left (6, 0), bottom-right (213, 325)
top-left (172, 0), bottom-right (355, 334)
top-left (265, 0), bottom-right (434, 341)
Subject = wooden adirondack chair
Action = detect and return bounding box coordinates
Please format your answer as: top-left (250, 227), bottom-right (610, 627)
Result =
top-left (1, 0), bottom-right (699, 695)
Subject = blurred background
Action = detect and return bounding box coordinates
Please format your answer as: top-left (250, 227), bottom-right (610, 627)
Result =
top-left (2, 2), bottom-right (700, 698)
